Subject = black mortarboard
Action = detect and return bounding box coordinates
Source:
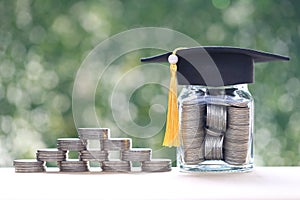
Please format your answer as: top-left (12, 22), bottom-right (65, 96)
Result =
top-left (141, 46), bottom-right (289, 87)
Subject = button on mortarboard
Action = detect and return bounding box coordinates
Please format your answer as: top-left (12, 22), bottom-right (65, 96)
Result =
top-left (141, 46), bottom-right (289, 86)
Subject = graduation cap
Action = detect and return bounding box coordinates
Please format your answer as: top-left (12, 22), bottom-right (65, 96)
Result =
top-left (140, 46), bottom-right (289, 147)
top-left (141, 46), bottom-right (290, 87)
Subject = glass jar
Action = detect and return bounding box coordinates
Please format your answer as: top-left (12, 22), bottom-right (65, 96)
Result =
top-left (177, 84), bottom-right (254, 172)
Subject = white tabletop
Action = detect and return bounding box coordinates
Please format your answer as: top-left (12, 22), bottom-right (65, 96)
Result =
top-left (1, 167), bottom-right (300, 200)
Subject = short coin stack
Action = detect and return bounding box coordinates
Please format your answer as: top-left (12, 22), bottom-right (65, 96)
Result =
top-left (14, 128), bottom-right (172, 173)
top-left (58, 160), bottom-right (89, 172)
top-left (179, 100), bottom-right (206, 164)
top-left (102, 160), bottom-right (131, 172)
top-left (13, 159), bottom-right (45, 173)
top-left (121, 148), bottom-right (152, 162)
top-left (57, 138), bottom-right (87, 151)
top-left (142, 159), bottom-right (172, 172)
top-left (36, 149), bottom-right (67, 162)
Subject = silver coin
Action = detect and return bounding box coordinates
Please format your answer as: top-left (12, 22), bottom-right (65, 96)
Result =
top-left (14, 159), bottom-right (44, 166)
top-left (142, 159), bottom-right (171, 166)
top-left (102, 160), bottom-right (131, 167)
top-left (228, 124), bottom-right (250, 131)
top-left (37, 148), bottom-right (67, 154)
top-left (36, 155), bottom-right (66, 161)
top-left (141, 166), bottom-right (171, 172)
top-left (101, 166), bottom-right (131, 172)
top-left (78, 128), bottom-right (110, 140)
top-left (15, 168), bottom-right (45, 173)
top-left (225, 136), bottom-right (249, 144)
top-left (228, 119), bottom-right (250, 126)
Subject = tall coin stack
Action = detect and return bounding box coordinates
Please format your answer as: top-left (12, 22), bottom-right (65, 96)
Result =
top-left (14, 128), bottom-right (172, 173)
top-left (179, 100), bottom-right (206, 164)
top-left (224, 106), bottom-right (251, 165)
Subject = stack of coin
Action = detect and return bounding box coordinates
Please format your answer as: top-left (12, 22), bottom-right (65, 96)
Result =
top-left (204, 134), bottom-right (224, 160)
top-left (79, 150), bottom-right (108, 162)
top-left (58, 159), bottom-right (89, 172)
top-left (206, 104), bottom-right (227, 132)
top-left (101, 160), bottom-right (131, 172)
top-left (224, 106), bottom-right (250, 165)
top-left (36, 148), bottom-right (67, 162)
top-left (13, 159), bottom-right (45, 173)
top-left (203, 104), bottom-right (227, 160)
top-left (141, 159), bottom-right (172, 172)
top-left (14, 127), bottom-right (173, 173)
top-left (57, 138), bottom-right (87, 151)
top-left (180, 100), bottom-right (206, 130)
top-left (181, 131), bottom-right (205, 165)
top-left (121, 148), bottom-right (152, 162)
top-left (180, 100), bottom-right (206, 164)
top-left (182, 148), bottom-right (204, 165)
top-left (228, 107), bottom-right (250, 126)
top-left (77, 128), bottom-right (110, 140)
top-left (103, 138), bottom-right (131, 151)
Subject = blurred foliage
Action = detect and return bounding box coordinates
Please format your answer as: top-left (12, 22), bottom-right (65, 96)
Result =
top-left (0, 0), bottom-right (299, 166)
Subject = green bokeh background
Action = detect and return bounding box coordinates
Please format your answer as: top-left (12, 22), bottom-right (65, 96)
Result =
top-left (0, 0), bottom-right (299, 166)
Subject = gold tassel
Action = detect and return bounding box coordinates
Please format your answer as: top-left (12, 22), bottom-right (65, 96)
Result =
top-left (163, 48), bottom-right (185, 147)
